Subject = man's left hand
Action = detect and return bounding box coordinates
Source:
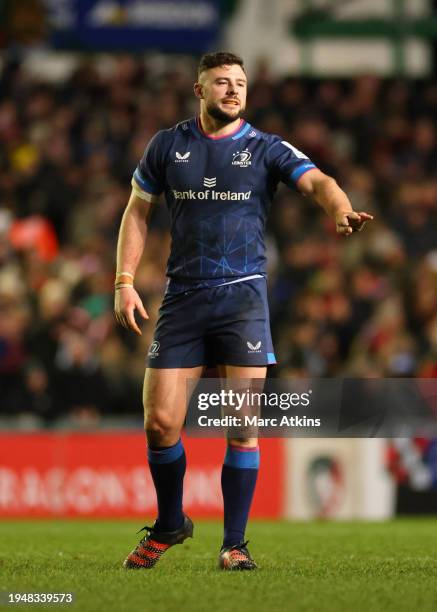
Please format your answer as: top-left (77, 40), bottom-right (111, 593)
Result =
top-left (335, 211), bottom-right (374, 235)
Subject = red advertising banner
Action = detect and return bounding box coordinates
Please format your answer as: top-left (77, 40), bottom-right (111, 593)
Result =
top-left (0, 434), bottom-right (284, 518)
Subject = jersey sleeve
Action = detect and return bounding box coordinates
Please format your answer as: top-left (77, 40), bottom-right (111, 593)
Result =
top-left (266, 136), bottom-right (317, 188)
top-left (132, 131), bottom-right (166, 199)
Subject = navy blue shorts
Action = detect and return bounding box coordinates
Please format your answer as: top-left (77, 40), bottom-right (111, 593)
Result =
top-left (147, 277), bottom-right (277, 368)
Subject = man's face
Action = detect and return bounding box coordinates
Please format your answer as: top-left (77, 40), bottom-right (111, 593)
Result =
top-left (196, 64), bottom-right (247, 124)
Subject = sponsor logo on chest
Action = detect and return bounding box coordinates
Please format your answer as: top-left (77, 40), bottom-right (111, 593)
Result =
top-left (172, 177), bottom-right (251, 201)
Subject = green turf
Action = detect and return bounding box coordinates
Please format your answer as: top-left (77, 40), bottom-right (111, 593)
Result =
top-left (1, 519), bottom-right (437, 612)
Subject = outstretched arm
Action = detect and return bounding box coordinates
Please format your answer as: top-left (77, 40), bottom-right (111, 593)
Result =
top-left (296, 168), bottom-right (373, 235)
top-left (114, 188), bottom-right (152, 335)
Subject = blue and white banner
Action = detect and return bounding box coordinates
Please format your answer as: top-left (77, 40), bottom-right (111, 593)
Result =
top-left (45, 0), bottom-right (221, 52)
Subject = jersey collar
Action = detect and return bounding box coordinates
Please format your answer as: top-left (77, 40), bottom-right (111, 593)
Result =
top-left (190, 117), bottom-right (252, 142)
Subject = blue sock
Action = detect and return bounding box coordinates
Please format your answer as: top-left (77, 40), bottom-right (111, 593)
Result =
top-left (148, 438), bottom-right (186, 532)
top-left (221, 444), bottom-right (260, 547)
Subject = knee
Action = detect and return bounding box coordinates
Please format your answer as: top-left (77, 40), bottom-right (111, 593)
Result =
top-left (144, 412), bottom-right (179, 444)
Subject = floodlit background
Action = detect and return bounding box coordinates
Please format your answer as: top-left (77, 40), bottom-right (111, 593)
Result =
top-left (0, 0), bottom-right (436, 521)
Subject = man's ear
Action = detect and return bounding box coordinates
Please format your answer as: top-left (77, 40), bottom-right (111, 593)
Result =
top-left (194, 82), bottom-right (203, 99)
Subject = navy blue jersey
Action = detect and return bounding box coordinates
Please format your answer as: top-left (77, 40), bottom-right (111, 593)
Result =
top-left (133, 117), bottom-right (317, 293)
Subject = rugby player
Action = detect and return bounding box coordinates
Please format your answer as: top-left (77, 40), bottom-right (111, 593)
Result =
top-left (114, 52), bottom-right (373, 570)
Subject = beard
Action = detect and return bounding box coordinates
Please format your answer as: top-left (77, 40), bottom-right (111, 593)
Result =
top-left (206, 101), bottom-right (245, 125)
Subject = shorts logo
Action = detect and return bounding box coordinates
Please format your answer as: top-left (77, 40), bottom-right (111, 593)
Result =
top-left (175, 151), bottom-right (190, 163)
top-left (203, 177), bottom-right (216, 187)
top-left (232, 149), bottom-right (252, 167)
top-left (148, 340), bottom-right (160, 357)
top-left (247, 340), bottom-right (261, 353)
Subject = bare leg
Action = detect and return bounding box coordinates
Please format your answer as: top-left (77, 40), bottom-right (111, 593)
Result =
top-left (143, 366), bottom-right (204, 446)
top-left (217, 364), bottom-right (267, 448)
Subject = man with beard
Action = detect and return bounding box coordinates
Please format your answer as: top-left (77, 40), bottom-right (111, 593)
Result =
top-left (114, 52), bottom-right (372, 570)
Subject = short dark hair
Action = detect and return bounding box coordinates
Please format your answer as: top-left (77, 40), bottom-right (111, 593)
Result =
top-left (197, 51), bottom-right (245, 77)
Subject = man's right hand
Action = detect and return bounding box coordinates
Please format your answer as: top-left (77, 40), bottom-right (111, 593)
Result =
top-left (114, 287), bottom-right (149, 335)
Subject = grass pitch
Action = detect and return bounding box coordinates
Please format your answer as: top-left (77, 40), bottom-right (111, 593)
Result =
top-left (1, 519), bottom-right (437, 612)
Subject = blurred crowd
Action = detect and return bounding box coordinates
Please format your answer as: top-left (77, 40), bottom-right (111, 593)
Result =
top-left (0, 54), bottom-right (436, 422)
